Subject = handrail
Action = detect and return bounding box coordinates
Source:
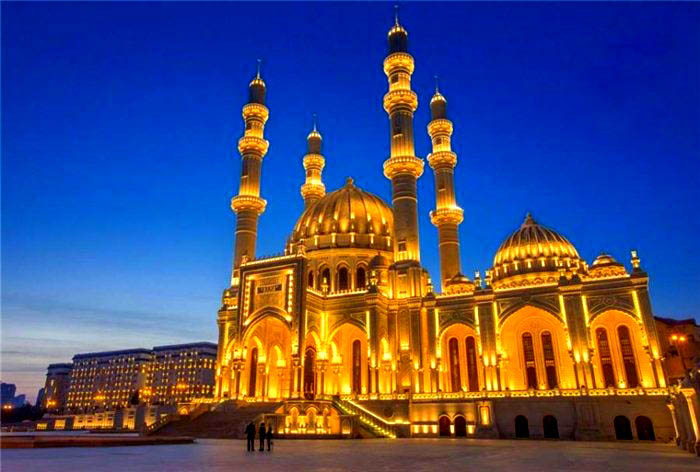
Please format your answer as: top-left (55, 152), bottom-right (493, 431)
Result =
top-left (144, 413), bottom-right (175, 434)
top-left (332, 397), bottom-right (396, 438)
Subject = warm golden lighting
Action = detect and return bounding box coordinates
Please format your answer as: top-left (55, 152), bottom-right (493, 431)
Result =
top-left (207, 17), bottom-right (671, 442)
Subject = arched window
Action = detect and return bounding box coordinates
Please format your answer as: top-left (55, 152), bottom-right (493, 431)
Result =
top-left (337, 267), bottom-right (349, 291)
top-left (596, 328), bottom-right (616, 387)
top-left (454, 416), bottom-right (467, 437)
top-left (522, 333), bottom-right (538, 389)
top-left (303, 347), bottom-right (316, 400)
top-left (448, 337), bottom-right (462, 392)
top-left (465, 336), bottom-right (479, 392)
top-left (308, 271), bottom-right (314, 288)
top-left (248, 347), bottom-right (258, 398)
top-left (352, 340), bottom-right (362, 394)
top-left (541, 332), bottom-right (558, 389)
top-left (614, 415), bottom-right (633, 440)
top-left (438, 416), bottom-right (451, 437)
top-left (543, 415), bottom-right (559, 439)
top-left (515, 415), bottom-right (529, 438)
top-left (321, 268), bottom-right (330, 290)
top-left (635, 416), bottom-right (655, 441)
top-left (617, 326), bottom-right (639, 388)
top-left (356, 267), bottom-right (366, 289)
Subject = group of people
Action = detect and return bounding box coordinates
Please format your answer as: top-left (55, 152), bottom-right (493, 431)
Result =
top-left (245, 421), bottom-right (274, 452)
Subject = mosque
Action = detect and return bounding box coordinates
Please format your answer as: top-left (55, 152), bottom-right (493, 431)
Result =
top-left (212, 13), bottom-right (676, 441)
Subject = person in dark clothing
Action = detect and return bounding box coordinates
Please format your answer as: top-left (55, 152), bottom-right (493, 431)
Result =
top-left (265, 424), bottom-right (274, 451)
top-left (244, 421), bottom-right (255, 452)
top-left (258, 422), bottom-right (266, 451)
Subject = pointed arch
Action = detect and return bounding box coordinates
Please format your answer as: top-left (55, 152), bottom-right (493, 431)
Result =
top-left (328, 322), bottom-right (368, 395)
top-left (590, 310), bottom-right (652, 389)
top-left (498, 302), bottom-right (563, 329)
top-left (439, 323), bottom-right (482, 395)
top-left (500, 305), bottom-right (576, 391)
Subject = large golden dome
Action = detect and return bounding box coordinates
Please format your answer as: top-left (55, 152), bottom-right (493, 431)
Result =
top-left (491, 213), bottom-right (582, 289)
top-left (292, 177), bottom-right (393, 253)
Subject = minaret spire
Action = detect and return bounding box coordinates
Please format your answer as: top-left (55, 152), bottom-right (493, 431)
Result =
top-left (230, 62), bottom-right (270, 283)
top-left (383, 7), bottom-right (424, 271)
top-left (427, 80), bottom-right (465, 292)
top-left (300, 114), bottom-right (326, 208)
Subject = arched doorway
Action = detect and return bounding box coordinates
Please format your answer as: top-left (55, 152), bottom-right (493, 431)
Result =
top-left (614, 415), bottom-right (633, 440)
top-left (515, 415), bottom-right (529, 438)
top-left (352, 340), bottom-right (362, 394)
top-left (543, 415), bottom-right (559, 439)
top-left (356, 267), bottom-right (366, 289)
top-left (454, 416), bottom-right (467, 437)
top-left (248, 347), bottom-right (258, 398)
top-left (448, 337), bottom-right (461, 392)
top-left (635, 416), bottom-right (655, 441)
top-left (303, 347), bottom-right (316, 400)
top-left (337, 267), bottom-right (349, 291)
top-left (438, 416), bottom-right (451, 437)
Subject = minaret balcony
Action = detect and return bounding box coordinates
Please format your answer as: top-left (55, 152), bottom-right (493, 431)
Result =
top-left (427, 119), bottom-right (453, 137)
top-left (241, 103), bottom-right (269, 122)
top-left (383, 90), bottom-right (418, 113)
top-left (383, 155), bottom-right (424, 179)
top-left (237, 136), bottom-right (269, 156)
top-left (300, 182), bottom-right (326, 200)
top-left (383, 52), bottom-right (415, 75)
top-left (427, 151), bottom-right (457, 169)
top-left (230, 195), bottom-right (267, 214)
top-left (430, 207), bottom-right (464, 226)
top-left (303, 153), bottom-right (325, 170)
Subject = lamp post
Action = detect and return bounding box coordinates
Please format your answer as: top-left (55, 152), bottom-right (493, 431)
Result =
top-left (670, 334), bottom-right (689, 374)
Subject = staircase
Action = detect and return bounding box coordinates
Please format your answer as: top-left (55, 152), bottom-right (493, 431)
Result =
top-left (333, 397), bottom-right (397, 439)
top-left (149, 402), bottom-right (280, 439)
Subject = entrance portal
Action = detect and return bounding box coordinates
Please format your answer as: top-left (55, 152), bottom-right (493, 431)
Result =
top-left (454, 416), bottom-right (467, 437)
top-left (635, 416), bottom-right (655, 441)
top-left (543, 415), bottom-right (559, 439)
top-left (614, 415), bottom-right (633, 440)
top-left (515, 415), bottom-right (529, 438)
top-left (438, 416), bottom-right (451, 437)
top-left (303, 347), bottom-right (316, 400)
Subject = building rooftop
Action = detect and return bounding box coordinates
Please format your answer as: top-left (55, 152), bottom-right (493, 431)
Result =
top-left (152, 342), bottom-right (217, 352)
top-left (654, 316), bottom-right (698, 327)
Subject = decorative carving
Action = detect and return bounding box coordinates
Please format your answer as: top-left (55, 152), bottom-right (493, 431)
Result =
top-left (587, 294), bottom-right (636, 318)
top-left (439, 310), bottom-right (474, 330)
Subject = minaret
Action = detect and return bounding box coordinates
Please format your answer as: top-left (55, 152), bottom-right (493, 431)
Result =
top-left (300, 115), bottom-right (326, 208)
top-left (383, 7), bottom-right (424, 265)
top-left (427, 78), bottom-right (465, 292)
top-left (230, 61), bottom-right (269, 283)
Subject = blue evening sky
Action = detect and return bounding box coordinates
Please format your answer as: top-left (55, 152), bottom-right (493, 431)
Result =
top-left (2, 2), bottom-right (699, 398)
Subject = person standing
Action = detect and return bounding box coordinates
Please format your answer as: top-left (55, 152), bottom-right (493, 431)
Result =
top-left (244, 421), bottom-right (256, 452)
top-left (265, 423), bottom-right (274, 451)
top-left (258, 422), bottom-right (266, 452)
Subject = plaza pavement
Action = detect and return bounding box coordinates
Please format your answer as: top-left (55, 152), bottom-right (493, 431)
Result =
top-left (2, 438), bottom-right (697, 471)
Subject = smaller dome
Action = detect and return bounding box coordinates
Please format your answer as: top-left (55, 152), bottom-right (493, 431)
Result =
top-left (592, 253), bottom-right (619, 267)
top-left (491, 213), bottom-right (582, 289)
top-left (588, 253), bottom-right (627, 279)
top-left (445, 272), bottom-right (475, 294)
top-left (369, 253), bottom-right (391, 269)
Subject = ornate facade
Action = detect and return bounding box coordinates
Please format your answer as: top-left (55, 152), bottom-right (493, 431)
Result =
top-left (215, 14), bottom-right (677, 441)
